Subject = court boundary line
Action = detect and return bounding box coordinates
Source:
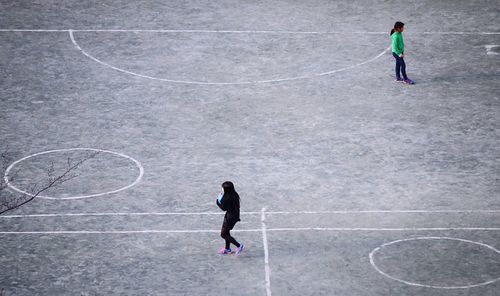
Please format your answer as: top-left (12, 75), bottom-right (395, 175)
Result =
top-left (2, 209), bottom-right (500, 218)
top-left (2, 227), bottom-right (500, 234)
top-left (0, 29), bottom-right (499, 34)
top-left (261, 208), bottom-right (272, 296)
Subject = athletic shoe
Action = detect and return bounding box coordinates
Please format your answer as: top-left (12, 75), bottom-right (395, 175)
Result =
top-left (218, 247), bottom-right (232, 254)
top-left (403, 78), bottom-right (415, 85)
top-left (395, 77), bottom-right (404, 82)
top-left (235, 244), bottom-right (244, 255)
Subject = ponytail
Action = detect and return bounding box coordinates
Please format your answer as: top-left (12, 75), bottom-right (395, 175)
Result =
top-left (391, 21), bottom-right (405, 35)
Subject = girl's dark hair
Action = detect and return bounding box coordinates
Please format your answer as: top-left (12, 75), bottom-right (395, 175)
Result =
top-left (222, 181), bottom-right (240, 208)
top-left (390, 21), bottom-right (405, 35)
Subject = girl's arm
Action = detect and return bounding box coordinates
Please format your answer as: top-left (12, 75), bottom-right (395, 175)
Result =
top-left (216, 193), bottom-right (226, 211)
top-left (398, 34), bottom-right (404, 57)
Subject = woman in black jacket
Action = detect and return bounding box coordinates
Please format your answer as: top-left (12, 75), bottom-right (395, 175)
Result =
top-left (216, 181), bottom-right (244, 255)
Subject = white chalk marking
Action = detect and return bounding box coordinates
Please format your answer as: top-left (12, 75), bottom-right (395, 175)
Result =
top-left (207, 263), bottom-right (217, 272)
top-left (485, 45), bottom-right (499, 55)
top-left (0, 29), bottom-right (499, 34)
top-left (261, 208), bottom-right (272, 296)
top-left (419, 31), bottom-right (500, 35)
top-left (0, 230), bottom-right (222, 234)
top-left (69, 29), bottom-right (390, 85)
top-left (369, 237), bottom-right (500, 289)
top-left (2, 28), bottom-right (497, 85)
top-left (0, 212), bottom-right (225, 218)
top-left (3, 148), bottom-right (144, 200)
top-left (1, 227), bottom-right (500, 235)
top-left (265, 227), bottom-right (500, 231)
top-left (0, 29), bottom-right (70, 32)
top-left (264, 209), bottom-right (500, 215)
top-left (2, 209), bottom-right (500, 219)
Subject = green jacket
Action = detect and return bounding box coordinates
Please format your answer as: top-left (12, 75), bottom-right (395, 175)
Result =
top-left (391, 32), bottom-right (404, 55)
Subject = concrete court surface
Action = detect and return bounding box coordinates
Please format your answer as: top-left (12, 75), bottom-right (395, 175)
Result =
top-left (0, 0), bottom-right (499, 295)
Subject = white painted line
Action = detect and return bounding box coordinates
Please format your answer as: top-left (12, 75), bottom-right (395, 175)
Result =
top-left (420, 31), bottom-right (500, 35)
top-left (264, 209), bottom-right (500, 215)
top-left (1, 227), bottom-right (500, 235)
top-left (3, 147), bottom-right (144, 200)
top-left (369, 237), bottom-right (500, 289)
top-left (0, 230), bottom-right (222, 234)
top-left (0, 29), bottom-right (70, 32)
top-left (2, 209), bottom-right (500, 218)
top-left (69, 29), bottom-right (209, 85)
top-left (74, 29), bottom-right (388, 34)
top-left (485, 45), bottom-right (499, 55)
top-left (0, 212), bottom-right (225, 218)
top-left (68, 29), bottom-right (390, 85)
top-left (313, 46), bottom-right (390, 77)
top-left (0, 29), bottom-right (499, 34)
top-left (265, 227), bottom-right (500, 231)
top-left (261, 208), bottom-right (272, 296)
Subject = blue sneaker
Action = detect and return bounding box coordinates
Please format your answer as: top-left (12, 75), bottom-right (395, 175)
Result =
top-left (235, 244), bottom-right (244, 255)
top-left (395, 77), bottom-right (404, 83)
top-left (404, 78), bottom-right (415, 85)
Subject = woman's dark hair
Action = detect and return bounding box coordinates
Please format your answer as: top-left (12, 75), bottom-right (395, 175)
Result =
top-left (390, 21), bottom-right (405, 35)
top-left (222, 181), bottom-right (240, 208)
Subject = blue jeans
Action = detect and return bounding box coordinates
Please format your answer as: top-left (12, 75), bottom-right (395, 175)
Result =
top-left (392, 52), bottom-right (408, 80)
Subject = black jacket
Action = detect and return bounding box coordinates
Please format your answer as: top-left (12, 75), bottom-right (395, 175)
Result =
top-left (217, 195), bottom-right (240, 222)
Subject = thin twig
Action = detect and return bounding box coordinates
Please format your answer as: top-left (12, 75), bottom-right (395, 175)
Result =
top-left (0, 151), bottom-right (100, 215)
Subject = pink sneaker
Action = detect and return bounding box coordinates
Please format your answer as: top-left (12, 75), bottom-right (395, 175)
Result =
top-left (218, 247), bottom-right (232, 254)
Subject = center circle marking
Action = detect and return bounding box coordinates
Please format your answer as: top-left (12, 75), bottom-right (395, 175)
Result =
top-left (369, 236), bottom-right (500, 289)
top-left (3, 148), bottom-right (144, 200)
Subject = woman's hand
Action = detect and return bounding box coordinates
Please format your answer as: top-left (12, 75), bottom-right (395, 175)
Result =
top-left (399, 54), bottom-right (404, 58)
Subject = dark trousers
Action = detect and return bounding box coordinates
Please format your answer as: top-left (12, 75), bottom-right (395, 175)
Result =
top-left (392, 52), bottom-right (408, 80)
top-left (221, 218), bottom-right (240, 249)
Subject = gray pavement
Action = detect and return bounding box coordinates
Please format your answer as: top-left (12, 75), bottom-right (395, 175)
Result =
top-left (1, 0), bottom-right (499, 295)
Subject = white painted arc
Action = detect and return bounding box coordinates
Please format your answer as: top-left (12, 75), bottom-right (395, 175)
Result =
top-left (369, 237), bottom-right (500, 289)
top-left (68, 29), bottom-right (391, 85)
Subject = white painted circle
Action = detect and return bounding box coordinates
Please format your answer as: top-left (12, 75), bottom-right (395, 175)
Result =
top-left (369, 236), bottom-right (500, 289)
top-left (3, 148), bottom-right (144, 200)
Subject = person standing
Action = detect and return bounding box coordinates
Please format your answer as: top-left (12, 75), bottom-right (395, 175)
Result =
top-left (216, 181), bottom-right (244, 255)
top-left (391, 21), bottom-right (415, 84)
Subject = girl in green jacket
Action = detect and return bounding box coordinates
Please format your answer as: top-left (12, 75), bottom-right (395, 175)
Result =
top-left (391, 21), bottom-right (414, 84)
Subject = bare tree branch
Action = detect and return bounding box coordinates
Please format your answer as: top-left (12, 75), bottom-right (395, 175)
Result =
top-left (0, 150), bottom-right (100, 215)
